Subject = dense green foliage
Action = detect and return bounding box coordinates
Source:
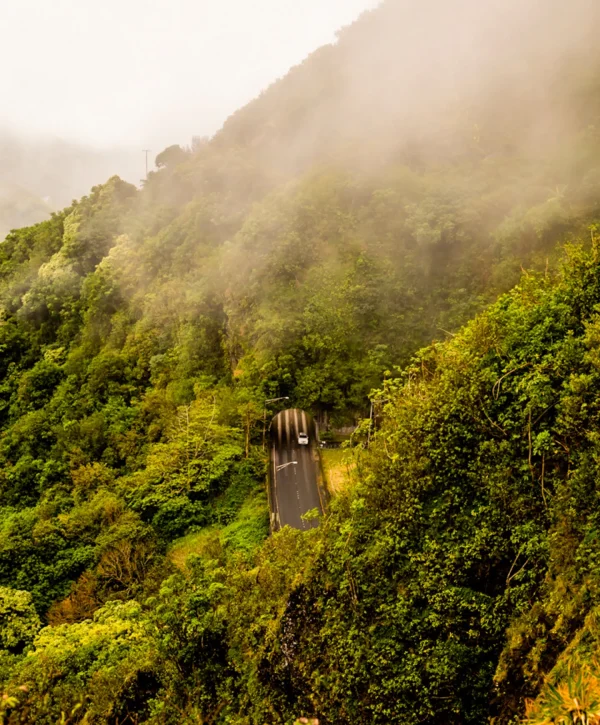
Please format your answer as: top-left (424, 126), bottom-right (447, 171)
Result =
top-left (3, 0), bottom-right (600, 722)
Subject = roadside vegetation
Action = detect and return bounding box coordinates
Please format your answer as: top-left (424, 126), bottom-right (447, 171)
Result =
top-left (2, 0), bottom-right (600, 721)
top-left (320, 447), bottom-right (355, 495)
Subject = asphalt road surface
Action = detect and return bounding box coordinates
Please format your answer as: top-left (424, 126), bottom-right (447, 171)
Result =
top-left (270, 408), bottom-right (323, 531)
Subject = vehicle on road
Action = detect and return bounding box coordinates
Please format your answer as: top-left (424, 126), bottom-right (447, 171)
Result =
top-left (270, 408), bottom-right (322, 531)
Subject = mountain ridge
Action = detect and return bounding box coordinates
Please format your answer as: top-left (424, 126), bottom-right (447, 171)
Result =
top-left (1, 1), bottom-right (600, 722)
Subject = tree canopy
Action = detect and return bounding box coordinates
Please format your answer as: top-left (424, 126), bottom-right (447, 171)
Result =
top-left (2, 0), bottom-right (600, 721)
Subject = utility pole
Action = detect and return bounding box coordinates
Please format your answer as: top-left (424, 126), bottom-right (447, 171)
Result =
top-left (263, 397), bottom-right (290, 451)
top-left (142, 149), bottom-right (151, 180)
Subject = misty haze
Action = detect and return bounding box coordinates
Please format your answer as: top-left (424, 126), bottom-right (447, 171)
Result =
top-left (0, 0), bottom-right (375, 238)
top-left (1, 1), bottom-right (600, 724)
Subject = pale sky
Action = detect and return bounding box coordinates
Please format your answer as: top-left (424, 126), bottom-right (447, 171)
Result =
top-left (0, 0), bottom-right (377, 149)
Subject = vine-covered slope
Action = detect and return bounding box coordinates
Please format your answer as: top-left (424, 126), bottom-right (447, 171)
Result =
top-left (2, 0), bottom-right (600, 722)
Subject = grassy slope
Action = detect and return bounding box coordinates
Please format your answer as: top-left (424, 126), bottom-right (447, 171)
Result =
top-left (320, 448), bottom-right (356, 495)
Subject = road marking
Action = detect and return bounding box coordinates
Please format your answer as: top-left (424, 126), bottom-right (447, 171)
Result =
top-left (276, 461), bottom-right (297, 471)
top-left (285, 409), bottom-right (291, 447)
top-left (292, 453), bottom-right (307, 531)
top-left (294, 408), bottom-right (300, 441)
top-left (296, 482), bottom-right (306, 530)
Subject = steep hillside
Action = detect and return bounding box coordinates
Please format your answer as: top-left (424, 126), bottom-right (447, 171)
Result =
top-left (216, 0), bottom-right (600, 171)
top-left (1, 0), bottom-right (600, 722)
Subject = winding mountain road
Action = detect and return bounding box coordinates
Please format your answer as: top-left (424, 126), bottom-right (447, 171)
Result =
top-left (270, 408), bottom-right (324, 531)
